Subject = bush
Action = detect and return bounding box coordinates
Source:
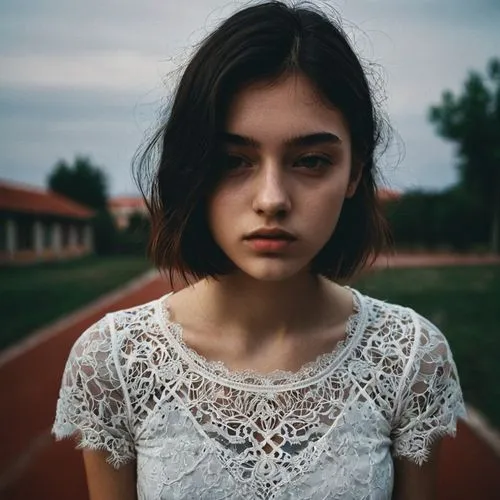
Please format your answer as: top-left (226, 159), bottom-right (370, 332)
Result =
top-left (114, 212), bottom-right (150, 256)
top-left (385, 187), bottom-right (489, 251)
top-left (93, 209), bottom-right (118, 255)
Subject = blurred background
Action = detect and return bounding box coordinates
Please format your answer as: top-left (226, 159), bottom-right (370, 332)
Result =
top-left (0, 0), bottom-right (499, 498)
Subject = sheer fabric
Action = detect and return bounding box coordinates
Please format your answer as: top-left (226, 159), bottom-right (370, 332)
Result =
top-left (53, 288), bottom-right (467, 499)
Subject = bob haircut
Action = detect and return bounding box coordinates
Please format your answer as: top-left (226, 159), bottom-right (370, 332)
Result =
top-left (136, 0), bottom-right (392, 284)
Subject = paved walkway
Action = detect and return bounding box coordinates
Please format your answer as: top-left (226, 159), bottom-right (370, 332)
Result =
top-left (1, 255), bottom-right (499, 499)
top-left (373, 251), bottom-right (500, 269)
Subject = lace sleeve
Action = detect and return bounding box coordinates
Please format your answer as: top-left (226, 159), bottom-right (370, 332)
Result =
top-left (391, 312), bottom-right (467, 465)
top-left (52, 315), bottom-right (135, 468)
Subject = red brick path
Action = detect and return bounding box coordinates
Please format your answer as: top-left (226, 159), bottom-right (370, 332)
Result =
top-left (373, 252), bottom-right (500, 269)
top-left (1, 256), bottom-right (499, 499)
top-left (0, 275), bottom-right (174, 499)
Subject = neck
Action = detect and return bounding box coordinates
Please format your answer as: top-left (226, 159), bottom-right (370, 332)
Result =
top-left (194, 271), bottom-right (339, 344)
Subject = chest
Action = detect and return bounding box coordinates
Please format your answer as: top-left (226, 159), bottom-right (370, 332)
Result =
top-left (181, 323), bottom-right (348, 376)
top-left (132, 378), bottom-right (395, 500)
top-left (123, 298), bottom-right (404, 499)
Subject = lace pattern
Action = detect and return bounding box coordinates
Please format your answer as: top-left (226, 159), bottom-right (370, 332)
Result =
top-left (53, 289), bottom-right (467, 499)
top-left (390, 313), bottom-right (466, 465)
top-left (52, 317), bottom-right (135, 467)
top-left (158, 287), bottom-right (365, 389)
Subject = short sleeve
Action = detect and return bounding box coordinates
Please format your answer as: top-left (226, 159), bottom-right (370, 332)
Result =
top-left (52, 315), bottom-right (135, 468)
top-left (391, 312), bottom-right (467, 465)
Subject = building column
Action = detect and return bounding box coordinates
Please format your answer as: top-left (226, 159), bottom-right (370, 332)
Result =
top-left (69, 224), bottom-right (78, 248)
top-left (84, 223), bottom-right (93, 252)
top-left (34, 220), bottom-right (44, 256)
top-left (6, 219), bottom-right (17, 258)
top-left (52, 223), bottom-right (62, 256)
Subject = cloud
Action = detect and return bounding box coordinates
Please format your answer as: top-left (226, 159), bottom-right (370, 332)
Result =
top-left (0, 0), bottom-right (499, 194)
top-left (0, 86), bottom-right (158, 194)
top-left (0, 52), bottom-right (173, 91)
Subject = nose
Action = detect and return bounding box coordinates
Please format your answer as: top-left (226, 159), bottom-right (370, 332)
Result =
top-left (252, 163), bottom-right (291, 217)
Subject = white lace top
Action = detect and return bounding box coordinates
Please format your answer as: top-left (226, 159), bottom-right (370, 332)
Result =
top-left (53, 288), bottom-right (467, 500)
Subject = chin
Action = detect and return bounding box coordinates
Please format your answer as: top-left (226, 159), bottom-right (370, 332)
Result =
top-left (236, 258), bottom-right (308, 282)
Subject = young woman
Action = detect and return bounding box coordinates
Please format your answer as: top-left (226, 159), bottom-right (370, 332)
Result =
top-left (53, 2), bottom-right (467, 499)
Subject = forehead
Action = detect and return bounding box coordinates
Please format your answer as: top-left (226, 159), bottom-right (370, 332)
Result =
top-left (225, 73), bottom-right (349, 141)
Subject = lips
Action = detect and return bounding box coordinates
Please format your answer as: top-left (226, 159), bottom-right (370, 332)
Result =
top-left (244, 228), bottom-right (297, 241)
top-left (247, 234), bottom-right (295, 241)
top-left (243, 228), bottom-right (297, 253)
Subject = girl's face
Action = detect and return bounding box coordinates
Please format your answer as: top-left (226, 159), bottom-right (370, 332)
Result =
top-left (208, 73), bottom-right (360, 282)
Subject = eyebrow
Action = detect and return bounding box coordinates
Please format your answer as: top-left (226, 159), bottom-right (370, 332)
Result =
top-left (221, 132), bottom-right (342, 148)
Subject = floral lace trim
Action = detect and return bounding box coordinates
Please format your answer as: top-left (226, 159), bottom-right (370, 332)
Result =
top-left (52, 420), bottom-right (135, 469)
top-left (392, 405), bottom-right (468, 466)
top-left (156, 287), bottom-right (367, 390)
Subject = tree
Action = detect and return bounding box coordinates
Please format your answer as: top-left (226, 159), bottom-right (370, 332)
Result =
top-left (385, 187), bottom-right (489, 251)
top-left (47, 155), bottom-right (108, 210)
top-left (47, 155), bottom-right (117, 255)
top-left (429, 58), bottom-right (500, 253)
top-left (93, 209), bottom-right (118, 255)
top-left (127, 212), bottom-right (150, 235)
top-left (115, 212), bottom-right (150, 256)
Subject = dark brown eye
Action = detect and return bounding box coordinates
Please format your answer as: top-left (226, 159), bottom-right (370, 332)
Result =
top-left (221, 155), bottom-right (251, 170)
top-left (294, 155), bottom-right (332, 170)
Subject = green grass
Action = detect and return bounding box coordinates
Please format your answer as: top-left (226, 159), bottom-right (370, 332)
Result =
top-left (1, 256), bottom-right (152, 351)
top-left (353, 264), bottom-right (500, 429)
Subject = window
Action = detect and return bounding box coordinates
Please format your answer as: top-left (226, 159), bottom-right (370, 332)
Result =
top-left (0, 218), bottom-right (6, 251)
top-left (17, 218), bottom-right (34, 250)
top-left (61, 223), bottom-right (70, 248)
top-left (43, 222), bottom-right (52, 249)
top-left (77, 225), bottom-right (85, 246)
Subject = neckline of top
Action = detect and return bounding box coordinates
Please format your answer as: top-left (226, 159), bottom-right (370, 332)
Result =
top-left (155, 286), bottom-right (368, 392)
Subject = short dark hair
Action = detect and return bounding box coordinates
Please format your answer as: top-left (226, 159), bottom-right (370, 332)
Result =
top-left (135, 1), bottom-right (392, 284)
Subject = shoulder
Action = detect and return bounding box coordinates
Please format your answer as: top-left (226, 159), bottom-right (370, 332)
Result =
top-left (107, 296), bottom-right (163, 331)
top-left (352, 288), bottom-right (454, 370)
top-left (352, 289), bottom-right (466, 440)
top-left (54, 304), bottom-right (157, 468)
top-left (67, 295), bottom-right (169, 374)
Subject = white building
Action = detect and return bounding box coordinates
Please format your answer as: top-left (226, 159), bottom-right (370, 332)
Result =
top-left (0, 180), bottom-right (95, 265)
top-left (108, 196), bottom-right (148, 230)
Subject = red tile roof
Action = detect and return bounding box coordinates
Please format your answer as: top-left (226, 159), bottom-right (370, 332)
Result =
top-left (0, 180), bottom-right (94, 219)
top-left (377, 188), bottom-right (402, 202)
top-left (109, 196), bottom-right (146, 209)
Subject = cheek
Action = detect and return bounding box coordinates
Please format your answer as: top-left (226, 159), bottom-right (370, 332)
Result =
top-left (304, 179), bottom-right (348, 217)
top-left (207, 188), bottom-right (242, 237)
top-left (308, 201), bottom-right (344, 238)
top-left (299, 182), bottom-right (349, 243)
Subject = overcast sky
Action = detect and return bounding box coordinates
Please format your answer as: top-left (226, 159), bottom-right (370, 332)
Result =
top-left (0, 0), bottom-right (498, 195)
